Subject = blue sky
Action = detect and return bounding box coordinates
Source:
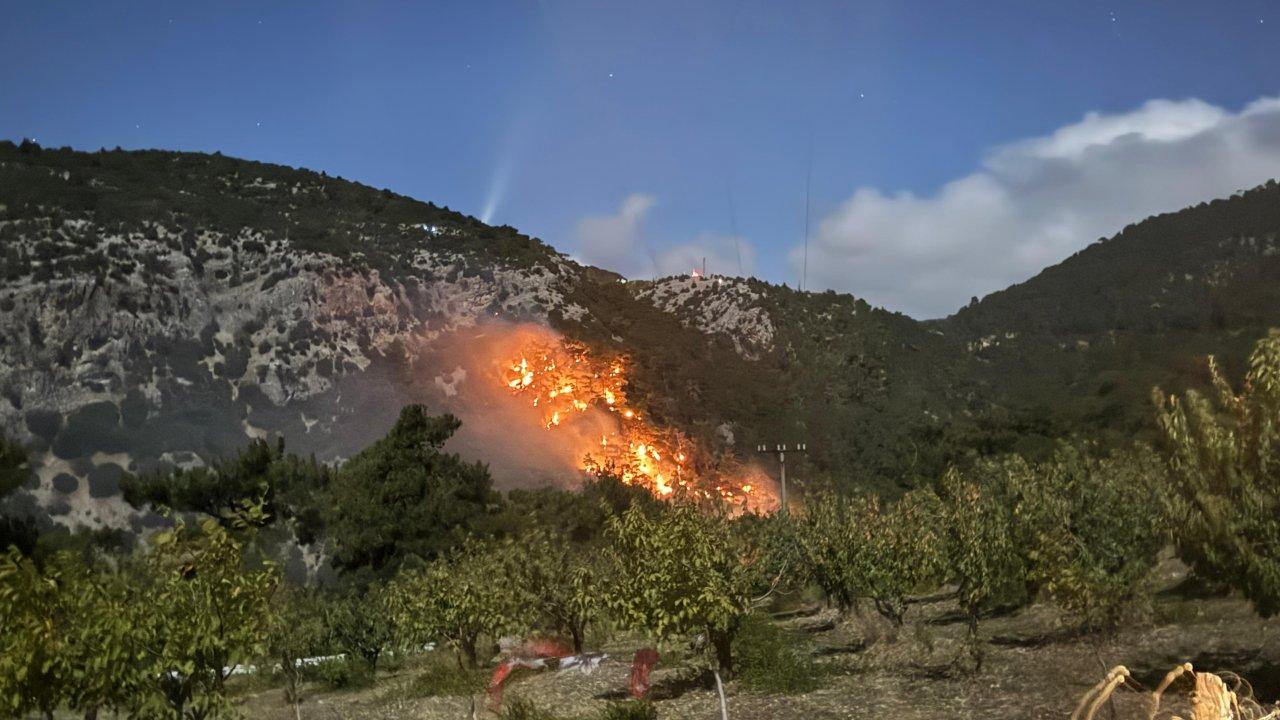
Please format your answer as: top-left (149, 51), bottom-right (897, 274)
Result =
top-left (3, 1), bottom-right (1279, 317)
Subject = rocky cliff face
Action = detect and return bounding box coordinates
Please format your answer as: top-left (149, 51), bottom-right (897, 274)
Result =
top-left (3, 141), bottom-right (1279, 533)
top-left (0, 143), bottom-right (814, 532)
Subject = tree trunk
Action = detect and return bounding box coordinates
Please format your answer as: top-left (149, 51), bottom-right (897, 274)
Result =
top-left (711, 630), bottom-right (733, 678)
top-left (83, 705), bottom-right (100, 720)
top-left (966, 614), bottom-right (984, 673)
top-left (570, 624), bottom-right (585, 654)
top-left (462, 636), bottom-right (479, 669)
top-left (874, 597), bottom-right (906, 627)
top-left (282, 653), bottom-right (299, 704)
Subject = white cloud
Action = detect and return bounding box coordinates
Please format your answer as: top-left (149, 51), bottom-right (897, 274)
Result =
top-left (575, 195), bottom-right (755, 280)
top-left (654, 233), bottom-right (755, 279)
top-left (574, 193), bottom-right (656, 277)
top-left (795, 96), bottom-right (1280, 319)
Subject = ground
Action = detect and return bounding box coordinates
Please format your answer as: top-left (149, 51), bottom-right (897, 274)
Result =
top-left (231, 558), bottom-right (1280, 720)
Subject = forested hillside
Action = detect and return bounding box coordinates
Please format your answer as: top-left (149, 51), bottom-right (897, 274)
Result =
top-left (1, 139), bottom-right (1278, 534)
top-left (942, 179), bottom-right (1280, 451)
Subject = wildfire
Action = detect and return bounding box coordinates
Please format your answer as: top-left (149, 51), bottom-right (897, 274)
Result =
top-left (503, 338), bottom-right (762, 504)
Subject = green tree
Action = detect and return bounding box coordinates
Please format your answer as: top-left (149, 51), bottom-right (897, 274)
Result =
top-left (938, 464), bottom-right (1026, 669)
top-left (387, 537), bottom-right (525, 669)
top-left (325, 588), bottom-right (396, 675)
top-left (0, 549), bottom-right (83, 719)
top-left (324, 405), bottom-right (496, 584)
top-left (1156, 329), bottom-right (1280, 616)
top-left (131, 518), bottom-right (278, 719)
top-left (0, 550), bottom-right (143, 720)
top-left (730, 512), bottom-right (803, 608)
top-left (0, 435), bottom-right (27, 500)
top-left (795, 490), bottom-right (944, 625)
top-left (121, 438), bottom-right (332, 543)
top-left (495, 474), bottom-right (658, 544)
top-left (518, 530), bottom-right (604, 653)
top-left (604, 503), bottom-right (759, 675)
top-left (793, 494), bottom-right (861, 613)
top-left (266, 585), bottom-right (329, 709)
top-left (0, 437), bottom-right (37, 556)
top-left (1005, 445), bottom-right (1169, 632)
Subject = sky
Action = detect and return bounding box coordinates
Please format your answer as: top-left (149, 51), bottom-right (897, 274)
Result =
top-left (3, 1), bottom-right (1279, 318)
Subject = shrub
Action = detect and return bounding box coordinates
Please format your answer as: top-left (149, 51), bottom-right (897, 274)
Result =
top-left (306, 656), bottom-right (373, 690)
top-left (501, 697), bottom-right (564, 720)
top-left (408, 654), bottom-right (486, 697)
top-left (734, 614), bottom-right (821, 694)
top-left (598, 699), bottom-right (658, 720)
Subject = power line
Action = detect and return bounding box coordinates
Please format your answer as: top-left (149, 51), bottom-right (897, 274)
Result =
top-left (727, 180), bottom-right (743, 277)
top-left (756, 442), bottom-right (807, 515)
top-left (802, 142), bottom-right (812, 292)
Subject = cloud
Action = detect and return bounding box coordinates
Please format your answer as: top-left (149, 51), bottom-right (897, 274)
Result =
top-left (574, 193), bottom-right (656, 276)
top-left (575, 195), bottom-right (755, 280)
top-left (794, 96), bottom-right (1280, 319)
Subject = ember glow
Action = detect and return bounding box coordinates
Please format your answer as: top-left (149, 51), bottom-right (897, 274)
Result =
top-left (502, 337), bottom-right (769, 506)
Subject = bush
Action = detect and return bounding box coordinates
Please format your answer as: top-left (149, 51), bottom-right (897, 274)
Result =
top-left (305, 656), bottom-right (373, 690)
top-left (734, 614), bottom-right (821, 694)
top-left (409, 654), bottom-right (486, 697)
top-left (598, 700), bottom-right (658, 720)
top-left (501, 697), bottom-right (564, 720)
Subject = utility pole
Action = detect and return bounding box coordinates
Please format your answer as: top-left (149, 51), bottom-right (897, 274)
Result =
top-left (756, 442), bottom-right (806, 514)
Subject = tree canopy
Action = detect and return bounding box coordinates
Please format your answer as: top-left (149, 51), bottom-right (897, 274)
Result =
top-left (121, 437), bottom-right (332, 542)
top-left (323, 405), bottom-right (497, 584)
top-left (1157, 329), bottom-right (1280, 616)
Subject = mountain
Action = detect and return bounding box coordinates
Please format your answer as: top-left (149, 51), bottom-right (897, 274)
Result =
top-left (940, 180), bottom-right (1280, 448)
top-left (1, 140), bottom-right (1277, 532)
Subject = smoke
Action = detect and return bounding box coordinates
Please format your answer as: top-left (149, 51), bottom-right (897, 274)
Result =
top-left (410, 322), bottom-right (614, 490)
top-left (401, 320), bottom-right (779, 512)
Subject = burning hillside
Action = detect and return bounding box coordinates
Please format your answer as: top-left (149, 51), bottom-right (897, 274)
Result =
top-left (501, 331), bottom-right (772, 508)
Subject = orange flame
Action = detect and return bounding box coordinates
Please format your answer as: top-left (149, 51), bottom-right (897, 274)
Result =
top-left (502, 338), bottom-right (763, 504)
